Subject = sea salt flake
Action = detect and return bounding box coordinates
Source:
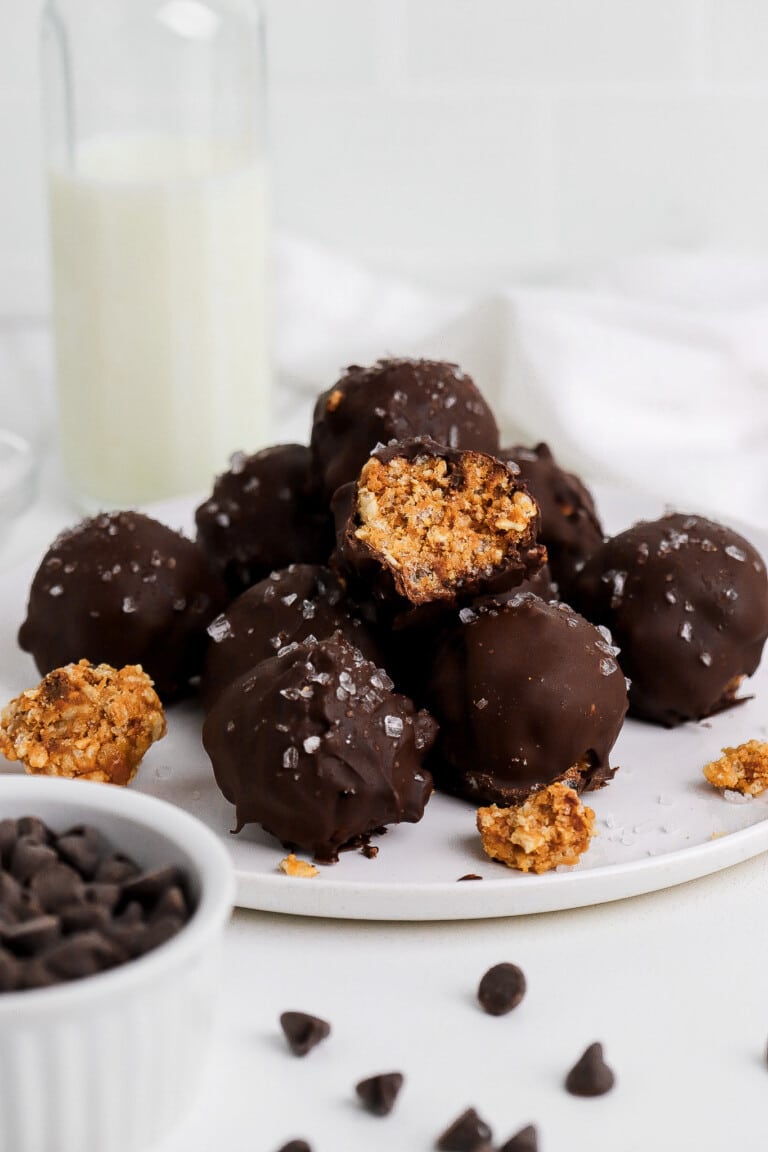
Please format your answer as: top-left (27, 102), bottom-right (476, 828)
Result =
top-left (48, 584), bottom-right (64, 597)
top-left (303, 735), bottom-right (321, 754)
top-left (699, 651), bottom-right (713, 667)
top-left (600, 657), bottom-right (619, 676)
top-left (225, 720), bottom-right (235, 733)
top-left (122, 596), bottom-right (137, 614)
top-left (208, 615), bottom-right (232, 643)
top-left (301, 600), bottom-right (316, 619)
top-left (282, 746), bottom-right (299, 770)
top-left (280, 687), bottom-right (301, 701)
top-left (723, 789), bottom-right (752, 805)
top-left (281, 593), bottom-right (298, 606)
top-left (725, 544), bottom-right (746, 562)
top-left (459, 607), bottom-right (477, 624)
top-left (665, 589), bottom-right (677, 605)
top-left (679, 620), bottom-right (693, 641)
top-left (278, 642), bottom-right (299, 658)
top-left (371, 671), bottom-right (394, 692)
top-left (384, 715), bottom-right (403, 738)
top-left (475, 698), bottom-right (489, 710)
top-left (229, 451), bottom-right (247, 474)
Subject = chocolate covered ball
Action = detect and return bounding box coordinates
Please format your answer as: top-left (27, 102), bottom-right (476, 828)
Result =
top-left (18, 512), bottom-right (225, 701)
top-left (202, 633), bottom-right (438, 862)
top-left (568, 512), bottom-right (768, 727)
top-left (201, 564), bottom-right (383, 708)
top-left (499, 443), bottom-right (603, 594)
top-left (195, 445), bottom-right (333, 597)
top-left (310, 358), bottom-right (500, 499)
top-left (332, 437), bottom-right (545, 621)
top-left (426, 594), bottom-right (628, 806)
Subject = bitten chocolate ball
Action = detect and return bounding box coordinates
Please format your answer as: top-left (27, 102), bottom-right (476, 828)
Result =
top-left (195, 445), bottom-right (333, 597)
top-left (499, 443), bottom-right (603, 594)
top-left (202, 633), bottom-right (438, 862)
top-left (426, 594), bottom-right (628, 806)
top-left (201, 564), bottom-right (383, 709)
top-left (18, 512), bottom-right (225, 701)
top-left (332, 437), bottom-right (546, 621)
top-left (568, 512), bottom-right (768, 727)
top-left (310, 358), bottom-right (500, 499)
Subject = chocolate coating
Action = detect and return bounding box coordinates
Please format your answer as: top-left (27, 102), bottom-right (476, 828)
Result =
top-left (195, 445), bottom-right (333, 597)
top-left (568, 512), bottom-right (768, 727)
top-left (18, 512), bottom-right (225, 701)
top-left (426, 594), bottom-right (628, 805)
top-left (201, 564), bottom-right (383, 708)
top-left (499, 443), bottom-right (603, 594)
top-left (332, 437), bottom-right (546, 622)
top-left (311, 358), bottom-right (500, 499)
top-left (202, 633), bottom-right (437, 862)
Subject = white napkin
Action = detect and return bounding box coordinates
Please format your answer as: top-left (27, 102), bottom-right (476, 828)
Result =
top-left (275, 239), bottom-right (768, 531)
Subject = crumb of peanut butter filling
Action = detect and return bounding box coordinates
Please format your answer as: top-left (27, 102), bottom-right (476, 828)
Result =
top-left (0, 659), bottom-right (165, 785)
top-left (477, 782), bottom-right (596, 873)
top-left (279, 853), bottom-right (320, 879)
top-left (703, 739), bottom-right (768, 796)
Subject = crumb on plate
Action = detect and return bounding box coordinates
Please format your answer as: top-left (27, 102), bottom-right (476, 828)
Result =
top-left (703, 739), bottom-right (768, 796)
top-left (279, 853), bottom-right (319, 878)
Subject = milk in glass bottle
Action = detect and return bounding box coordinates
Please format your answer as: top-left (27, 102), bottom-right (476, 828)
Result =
top-left (42, 0), bottom-right (271, 507)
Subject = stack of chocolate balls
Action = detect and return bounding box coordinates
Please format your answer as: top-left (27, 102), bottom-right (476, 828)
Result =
top-left (17, 358), bottom-right (768, 862)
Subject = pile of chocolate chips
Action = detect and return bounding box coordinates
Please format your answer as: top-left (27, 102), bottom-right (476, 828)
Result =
top-left (0, 816), bottom-right (193, 991)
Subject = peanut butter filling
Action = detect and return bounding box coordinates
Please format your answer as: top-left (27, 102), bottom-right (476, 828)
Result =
top-left (354, 452), bottom-right (537, 602)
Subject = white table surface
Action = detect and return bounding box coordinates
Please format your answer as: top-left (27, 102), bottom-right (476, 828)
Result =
top-left (3, 329), bottom-right (768, 1152)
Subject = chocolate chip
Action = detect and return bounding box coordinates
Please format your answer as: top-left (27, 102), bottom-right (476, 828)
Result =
top-left (276, 1142), bottom-right (312, 1152)
top-left (499, 1124), bottom-right (538, 1152)
top-left (10, 837), bottom-right (58, 884)
top-left (355, 1071), bottom-right (404, 1116)
top-left (121, 865), bottom-right (184, 907)
top-left (59, 902), bottom-right (111, 934)
top-left (20, 958), bottom-right (56, 990)
top-left (1, 915), bottom-right (61, 956)
top-left (0, 820), bottom-right (18, 868)
top-left (84, 882), bottom-right (121, 910)
top-left (28, 863), bottom-right (85, 914)
top-left (435, 1107), bottom-right (493, 1151)
top-left (280, 1011), bottom-right (331, 1056)
top-left (477, 963), bottom-right (526, 1016)
top-left (56, 826), bottom-right (104, 879)
top-left (457, 873), bottom-right (483, 881)
top-left (94, 853), bottom-right (140, 885)
top-left (565, 1042), bottom-right (615, 1096)
top-left (0, 948), bottom-right (19, 991)
top-left (0, 871), bottom-right (24, 918)
top-left (136, 915), bottom-right (185, 955)
top-left (17, 817), bottom-right (52, 843)
top-left (149, 884), bottom-right (189, 922)
top-left (44, 931), bottom-right (125, 980)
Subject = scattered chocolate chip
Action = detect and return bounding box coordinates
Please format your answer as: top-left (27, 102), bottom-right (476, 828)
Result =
top-left (276, 1142), bottom-right (312, 1152)
top-left (458, 873), bottom-right (483, 881)
top-left (436, 1106), bottom-right (493, 1150)
top-left (280, 1011), bottom-right (331, 1057)
top-left (477, 963), bottom-right (526, 1016)
top-left (355, 1071), bottom-right (404, 1116)
top-left (498, 1124), bottom-right (538, 1152)
top-left (565, 1042), bottom-right (615, 1096)
top-left (361, 844), bottom-right (379, 859)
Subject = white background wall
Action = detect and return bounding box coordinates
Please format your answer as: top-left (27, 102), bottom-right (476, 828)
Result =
top-left (4, 0), bottom-right (768, 316)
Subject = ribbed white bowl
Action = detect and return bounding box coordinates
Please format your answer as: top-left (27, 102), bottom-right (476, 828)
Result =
top-left (0, 774), bottom-right (235, 1152)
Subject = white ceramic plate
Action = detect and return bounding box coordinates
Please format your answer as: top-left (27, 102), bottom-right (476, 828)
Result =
top-left (2, 487), bottom-right (768, 920)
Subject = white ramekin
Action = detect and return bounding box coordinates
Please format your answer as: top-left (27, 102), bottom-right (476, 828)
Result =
top-left (0, 774), bottom-right (235, 1152)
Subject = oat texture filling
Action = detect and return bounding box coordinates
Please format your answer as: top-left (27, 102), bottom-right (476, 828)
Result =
top-left (354, 453), bottom-right (536, 601)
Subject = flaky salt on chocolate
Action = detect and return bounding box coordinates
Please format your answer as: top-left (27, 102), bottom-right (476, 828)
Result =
top-left (477, 782), bottom-right (596, 874)
top-left (0, 660), bottom-right (166, 786)
top-left (332, 437), bottom-right (545, 616)
top-left (703, 740), bottom-right (768, 796)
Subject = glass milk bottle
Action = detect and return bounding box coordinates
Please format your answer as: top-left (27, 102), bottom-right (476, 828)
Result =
top-left (41, 0), bottom-right (271, 508)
